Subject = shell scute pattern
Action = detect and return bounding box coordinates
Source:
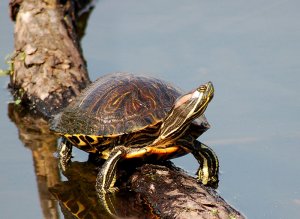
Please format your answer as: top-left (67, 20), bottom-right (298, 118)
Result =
top-left (54, 73), bottom-right (181, 136)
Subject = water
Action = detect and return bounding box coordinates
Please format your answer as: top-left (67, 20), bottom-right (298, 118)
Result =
top-left (1, 0), bottom-right (300, 218)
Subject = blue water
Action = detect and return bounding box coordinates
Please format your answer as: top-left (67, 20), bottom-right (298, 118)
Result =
top-left (1, 1), bottom-right (300, 218)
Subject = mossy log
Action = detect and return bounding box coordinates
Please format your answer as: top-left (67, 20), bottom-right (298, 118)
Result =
top-left (8, 0), bottom-right (245, 218)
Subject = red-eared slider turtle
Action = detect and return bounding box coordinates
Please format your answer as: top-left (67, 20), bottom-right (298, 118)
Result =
top-left (51, 72), bottom-right (219, 195)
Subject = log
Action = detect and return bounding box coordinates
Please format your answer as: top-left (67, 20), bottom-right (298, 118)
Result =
top-left (8, 0), bottom-right (245, 218)
top-left (47, 158), bottom-right (244, 219)
top-left (130, 164), bottom-right (244, 219)
top-left (9, 0), bottom-right (90, 117)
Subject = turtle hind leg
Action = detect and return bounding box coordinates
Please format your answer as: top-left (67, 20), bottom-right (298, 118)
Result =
top-left (58, 138), bottom-right (73, 172)
top-left (96, 146), bottom-right (127, 195)
top-left (192, 141), bottom-right (219, 187)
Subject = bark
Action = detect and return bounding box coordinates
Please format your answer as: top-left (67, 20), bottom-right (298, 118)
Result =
top-left (8, 0), bottom-right (245, 218)
top-left (130, 164), bottom-right (244, 219)
top-left (9, 0), bottom-right (90, 117)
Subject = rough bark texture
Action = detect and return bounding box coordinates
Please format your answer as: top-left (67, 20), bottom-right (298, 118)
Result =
top-left (8, 0), bottom-right (245, 218)
top-left (130, 164), bottom-right (244, 219)
top-left (9, 0), bottom-right (90, 117)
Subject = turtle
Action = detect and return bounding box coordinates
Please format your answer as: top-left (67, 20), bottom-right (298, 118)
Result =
top-left (51, 72), bottom-right (219, 196)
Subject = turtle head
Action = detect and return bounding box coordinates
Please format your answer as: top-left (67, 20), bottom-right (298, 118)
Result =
top-left (183, 81), bottom-right (214, 118)
top-left (157, 82), bottom-right (214, 142)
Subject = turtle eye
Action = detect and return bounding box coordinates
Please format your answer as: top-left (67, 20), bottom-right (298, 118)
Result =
top-left (196, 82), bottom-right (214, 98)
top-left (197, 85), bottom-right (207, 93)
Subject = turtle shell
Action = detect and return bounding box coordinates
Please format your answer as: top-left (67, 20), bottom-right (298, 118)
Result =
top-left (51, 72), bottom-right (209, 138)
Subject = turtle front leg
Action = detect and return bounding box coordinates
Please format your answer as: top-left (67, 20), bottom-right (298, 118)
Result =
top-left (58, 138), bottom-right (73, 172)
top-left (192, 141), bottom-right (219, 187)
top-left (96, 146), bottom-right (127, 195)
top-left (95, 146), bottom-right (127, 217)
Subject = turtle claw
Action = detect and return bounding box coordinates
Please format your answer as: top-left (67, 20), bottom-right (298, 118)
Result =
top-left (107, 187), bottom-right (119, 194)
top-left (59, 158), bottom-right (70, 172)
top-left (58, 139), bottom-right (73, 172)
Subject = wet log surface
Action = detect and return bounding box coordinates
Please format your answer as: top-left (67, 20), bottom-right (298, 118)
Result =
top-left (8, 0), bottom-right (245, 218)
